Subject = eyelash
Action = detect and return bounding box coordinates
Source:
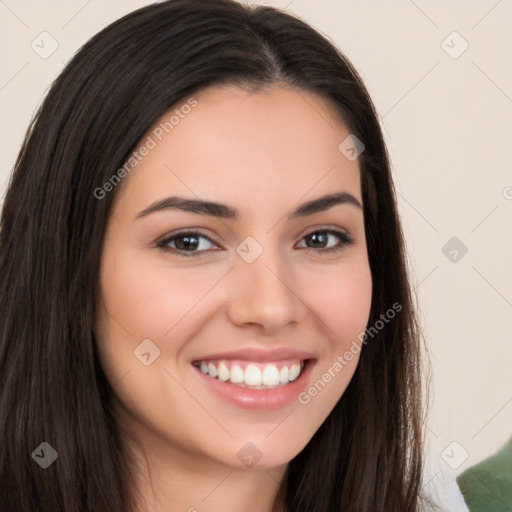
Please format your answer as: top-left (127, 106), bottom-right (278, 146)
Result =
top-left (156, 228), bottom-right (355, 258)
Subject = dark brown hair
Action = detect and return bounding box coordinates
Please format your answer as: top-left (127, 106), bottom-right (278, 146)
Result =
top-left (0, 0), bottom-right (434, 510)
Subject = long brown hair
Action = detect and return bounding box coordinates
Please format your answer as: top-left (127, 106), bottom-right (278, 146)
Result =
top-left (0, 1), bottom-right (434, 510)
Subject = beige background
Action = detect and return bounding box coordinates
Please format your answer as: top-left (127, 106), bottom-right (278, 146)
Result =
top-left (1, 1), bottom-right (511, 509)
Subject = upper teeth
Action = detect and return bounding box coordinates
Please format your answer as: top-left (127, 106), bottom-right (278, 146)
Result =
top-left (196, 360), bottom-right (304, 388)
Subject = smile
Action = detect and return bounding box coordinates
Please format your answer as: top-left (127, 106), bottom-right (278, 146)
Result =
top-left (192, 359), bottom-right (305, 389)
top-left (191, 357), bottom-right (316, 410)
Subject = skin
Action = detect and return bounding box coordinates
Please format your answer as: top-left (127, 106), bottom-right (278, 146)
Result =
top-left (95, 83), bottom-right (373, 512)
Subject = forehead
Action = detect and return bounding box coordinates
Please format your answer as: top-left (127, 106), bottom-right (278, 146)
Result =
top-left (113, 84), bottom-right (362, 217)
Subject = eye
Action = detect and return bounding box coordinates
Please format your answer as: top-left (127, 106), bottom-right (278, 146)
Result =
top-left (156, 227), bottom-right (355, 257)
top-left (157, 230), bottom-right (219, 257)
top-left (296, 228), bottom-right (354, 255)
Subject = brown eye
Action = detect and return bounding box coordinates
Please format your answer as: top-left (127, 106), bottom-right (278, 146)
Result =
top-left (296, 229), bottom-right (354, 254)
top-left (157, 231), bottom-right (219, 257)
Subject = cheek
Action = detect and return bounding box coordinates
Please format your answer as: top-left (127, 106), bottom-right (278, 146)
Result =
top-left (94, 248), bottom-right (218, 390)
top-left (290, 263), bottom-right (372, 441)
top-left (305, 261), bottom-right (373, 343)
top-left (97, 252), bottom-right (213, 341)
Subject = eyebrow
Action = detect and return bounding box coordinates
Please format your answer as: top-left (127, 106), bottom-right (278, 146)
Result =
top-left (135, 191), bottom-right (362, 221)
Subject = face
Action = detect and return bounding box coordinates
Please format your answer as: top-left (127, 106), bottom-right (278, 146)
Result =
top-left (95, 84), bottom-right (372, 472)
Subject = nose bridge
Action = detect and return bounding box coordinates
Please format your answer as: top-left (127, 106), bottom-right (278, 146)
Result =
top-left (227, 236), bottom-right (302, 330)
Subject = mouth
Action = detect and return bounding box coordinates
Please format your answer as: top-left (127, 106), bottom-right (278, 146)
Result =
top-left (191, 357), bottom-right (316, 410)
top-left (191, 358), bottom-right (310, 390)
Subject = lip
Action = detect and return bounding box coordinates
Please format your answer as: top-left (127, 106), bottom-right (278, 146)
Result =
top-left (191, 347), bottom-right (316, 364)
top-left (192, 357), bottom-right (317, 411)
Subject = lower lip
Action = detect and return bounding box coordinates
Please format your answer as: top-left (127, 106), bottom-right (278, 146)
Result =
top-left (193, 359), bottom-right (316, 411)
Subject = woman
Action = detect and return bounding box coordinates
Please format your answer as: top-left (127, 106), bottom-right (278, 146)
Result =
top-left (0, 0), bottom-right (436, 510)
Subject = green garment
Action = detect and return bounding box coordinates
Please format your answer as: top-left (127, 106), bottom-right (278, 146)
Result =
top-left (456, 437), bottom-right (512, 512)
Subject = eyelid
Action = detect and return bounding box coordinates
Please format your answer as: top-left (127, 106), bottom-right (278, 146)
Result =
top-left (156, 227), bottom-right (221, 249)
top-left (296, 223), bottom-right (351, 240)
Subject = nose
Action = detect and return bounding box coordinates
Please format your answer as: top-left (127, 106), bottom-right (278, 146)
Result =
top-left (226, 246), bottom-right (305, 333)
